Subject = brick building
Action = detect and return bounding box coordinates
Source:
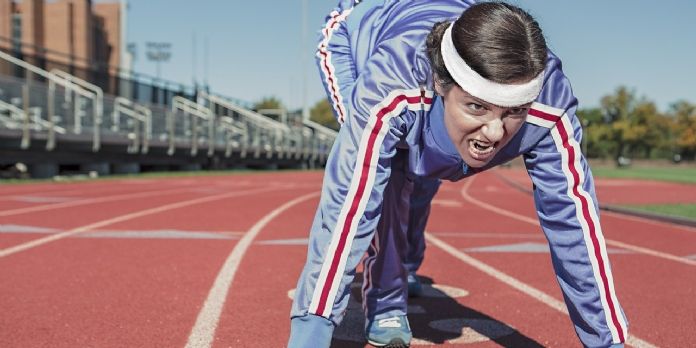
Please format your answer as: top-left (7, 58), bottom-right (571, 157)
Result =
top-left (0, 0), bottom-right (122, 71)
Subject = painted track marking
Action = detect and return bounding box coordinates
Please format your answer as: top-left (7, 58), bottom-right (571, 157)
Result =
top-left (0, 183), bottom-right (171, 202)
top-left (0, 186), bottom-right (198, 217)
top-left (0, 187), bottom-right (280, 258)
top-left (184, 191), bottom-right (320, 348)
top-left (425, 232), bottom-right (658, 348)
top-left (431, 232), bottom-right (543, 239)
top-left (460, 177), bottom-right (696, 267)
top-left (0, 186), bottom-right (107, 199)
top-left (494, 170), bottom-right (696, 233)
top-left (602, 210), bottom-right (696, 233)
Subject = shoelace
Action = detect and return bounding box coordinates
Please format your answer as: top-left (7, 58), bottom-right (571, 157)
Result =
top-left (377, 317), bottom-right (402, 328)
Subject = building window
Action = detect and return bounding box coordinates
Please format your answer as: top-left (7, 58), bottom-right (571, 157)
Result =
top-left (11, 13), bottom-right (21, 53)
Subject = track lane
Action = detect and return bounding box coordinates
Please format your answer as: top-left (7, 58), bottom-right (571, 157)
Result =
top-left (0, 186), bottom-right (288, 258)
top-left (211, 172), bottom-right (589, 347)
top-left (209, 190), bottom-right (322, 347)
top-left (496, 168), bottom-right (696, 233)
top-left (0, 188), bottom-right (218, 250)
top-left (0, 180), bottom-right (315, 348)
top-left (187, 191), bottom-right (321, 348)
top-left (0, 174), bottom-right (316, 253)
top-left (0, 176), bottom-right (267, 217)
top-left (442, 173), bottom-right (691, 347)
top-left (1, 171), bottom-right (691, 347)
top-left (496, 168), bottom-right (696, 205)
top-left (473, 170), bottom-right (696, 261)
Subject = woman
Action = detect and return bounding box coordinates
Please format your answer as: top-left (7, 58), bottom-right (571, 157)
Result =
top-left (290, 1), bottom-right (628, 347)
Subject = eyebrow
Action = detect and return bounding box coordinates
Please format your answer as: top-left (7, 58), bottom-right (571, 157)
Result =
top-left (461, 90), bottom-right (530, 110)
top-left (460, 90), bottom-right (500, 109)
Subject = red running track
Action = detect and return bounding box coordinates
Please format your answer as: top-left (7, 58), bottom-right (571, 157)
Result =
top-left (0, 169), bottom-right (693, 348)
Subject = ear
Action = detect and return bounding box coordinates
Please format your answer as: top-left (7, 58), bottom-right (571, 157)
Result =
top-left (434, 79), bottom-right (445, 96)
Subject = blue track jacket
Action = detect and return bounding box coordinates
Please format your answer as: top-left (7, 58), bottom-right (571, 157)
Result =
top-left (290, 1), bottom-right (628, 347)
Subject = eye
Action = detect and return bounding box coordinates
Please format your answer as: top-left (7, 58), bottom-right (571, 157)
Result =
top-left (466, 103), bottom-right (485, 112)
top-left (507, 107), bottom-right (528, 117)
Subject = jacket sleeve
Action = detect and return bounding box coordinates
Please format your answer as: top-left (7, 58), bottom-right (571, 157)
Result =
top-left (523, 60), bottom-right (628, 348)
top-left (291, 37), bottom-right (428, 328)
top-left (316, 0), bottom-right (357, 124)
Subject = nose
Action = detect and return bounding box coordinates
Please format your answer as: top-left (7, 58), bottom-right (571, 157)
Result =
top-left (482, 118), bottom-right (504, 142)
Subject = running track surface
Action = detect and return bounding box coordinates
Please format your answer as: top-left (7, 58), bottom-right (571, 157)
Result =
top-left (0, 169), bottom-right (694, 348)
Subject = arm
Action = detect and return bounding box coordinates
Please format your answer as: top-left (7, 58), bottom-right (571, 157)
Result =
top-left (524, 62), bottom-right (628, 348)
top-left (290, 43), bottom-right (428, 347)
top-left (316, 0), bottom-right (357, 124)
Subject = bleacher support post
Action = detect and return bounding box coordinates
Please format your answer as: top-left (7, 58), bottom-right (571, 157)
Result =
top-left (80, 162), bottom-right (110, 176)
top-left (29, 162), bottom-right (58, 179)
top-left (112, 162), bottom-right (140, 175)
top-left (21, 82), bottom-right (30, 149)
top-left (47, 81), bottom-right (56, 150)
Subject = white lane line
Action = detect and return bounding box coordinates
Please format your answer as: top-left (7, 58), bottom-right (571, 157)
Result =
top-left (430, 232), bottom-right (543, 239)
top-left (601, 210), bottom-right (696, 233)
top-left (431, 199), bottom-right (463, 208)
top-left (493, 170), bottom-right (696, 234)
top-left (425, 233), bottom-right (658, 348)
top-left (427, 233), bottom-right (567, 312)
top-left (0, 187), bottom-right (95, 200)
top-left (0, 179), bottom-right (200, 202)
top-left (0, 186), bottom-right (196, 217)
top-left (185, 191), bottom-right (320, 348)
top-left (11, 196), bottom-right (76, 203)
top-left (81, 230), bottom-right (244, 240)
top-left (464, 242), bottom-right (630, 254)
top-left (0, 224), bottom-right (59, 233)
top-left (460, 178), bottom-right (696, 267)
top-left (0, 187), bottom-right (280, 258)
top-left (0, 225), bottom-right (245, 240)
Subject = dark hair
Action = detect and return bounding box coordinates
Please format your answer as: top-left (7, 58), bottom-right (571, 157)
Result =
top-left (426, 2), bottom-right (547, 92)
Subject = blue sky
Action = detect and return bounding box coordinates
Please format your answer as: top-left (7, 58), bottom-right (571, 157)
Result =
top-left (127, 0), bottom-right (695, 112)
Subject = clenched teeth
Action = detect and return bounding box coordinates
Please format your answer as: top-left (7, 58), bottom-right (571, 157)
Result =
top-left (471, 139), bottom-right (494, 151)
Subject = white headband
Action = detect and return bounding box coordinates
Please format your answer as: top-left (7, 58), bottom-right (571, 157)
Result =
top-left (440, 23), bottom-right (544, 107)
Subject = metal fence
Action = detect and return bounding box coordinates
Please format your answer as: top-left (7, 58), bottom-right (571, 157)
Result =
top-left (0, 49), bottom-right (337, 172)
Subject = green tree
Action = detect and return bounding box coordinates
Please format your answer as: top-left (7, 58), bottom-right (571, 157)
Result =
top-left (253, 96), bottom-right (284, 111)
top-left (623, 101), bottom-right (667, 158)
top-left (671, 101), bottom-right (696, 160)
top-left (578, 107), bottom-right (613, 159)
top-left (310, 99), bottom-right (340, 131)
top-left (599, 86), bottom-right (667, 160)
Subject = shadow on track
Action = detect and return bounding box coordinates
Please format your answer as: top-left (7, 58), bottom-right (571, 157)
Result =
top-left (331, 274), bottom-right (544, 347)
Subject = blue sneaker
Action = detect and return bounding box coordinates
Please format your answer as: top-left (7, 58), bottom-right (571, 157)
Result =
top-left (407, 273), bottom-right (423, 298)
top-left (365, 315), bottom-right (412, 347)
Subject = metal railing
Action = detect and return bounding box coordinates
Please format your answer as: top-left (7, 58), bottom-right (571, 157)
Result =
top-left (303, 119), bottom-right (338, 163)
top-left (219, 115), bottom-right (248, 158)
top-left (201, 92), bottom-right (291, 159)
top-left (170, 96), bottom-right (215, 156)
top-left (50, 69), bottom-right (104, 147)
top-left (0, 50), bottom-right (101, 150)
top-left (0, 49), bottom-right (338, 168)
top-left (0, 98), bottom-right (67, 135)
top-left (112, 97), bottom-right (151, 154)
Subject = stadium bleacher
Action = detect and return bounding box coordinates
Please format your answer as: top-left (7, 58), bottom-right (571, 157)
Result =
top-left (0, 50), bottom-right (337, 179)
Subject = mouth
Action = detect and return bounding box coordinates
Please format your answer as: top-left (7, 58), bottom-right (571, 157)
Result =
top-left (467, 139), bottom-right (497, 161)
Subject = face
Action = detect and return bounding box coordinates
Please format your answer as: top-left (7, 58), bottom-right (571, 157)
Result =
top-left (436, 84), bottom-right (530, 168)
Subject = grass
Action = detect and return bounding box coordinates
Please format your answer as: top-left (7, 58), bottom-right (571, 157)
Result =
top-left (592, 165), bottom-right (696, 219)
top-left (591, 166), bottom-right (696, 184)
top-left (621, 203), bottom-right (696, 220)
